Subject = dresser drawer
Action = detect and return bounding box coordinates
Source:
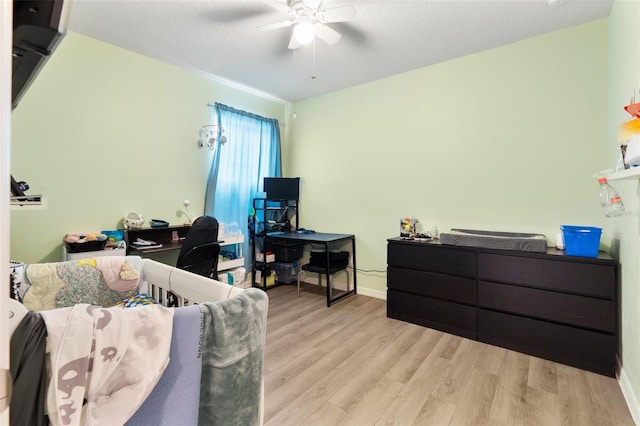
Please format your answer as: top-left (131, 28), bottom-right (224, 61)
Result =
top-left (387, 290), bottom-right (477, 340)
top-left (388, 241), bottom-right (476, 277)
top-left (478, 309), bottom-right (616, 377)
top-left (478, 253), bottom-right (615, 299)
top-left (388, 266), bottom-right (476, 305)
top-left (478, 281), bottom-right (615, 333)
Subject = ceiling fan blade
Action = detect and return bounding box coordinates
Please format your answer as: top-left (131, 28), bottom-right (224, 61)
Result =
top-left (319, 5), bottom-right (356, 23)
top-left (288, 32), bottom-right (304, 49)
top-left (258, 19), bottom-right (296, 31)
top-left (314, 23), bottom-right (341, 45)
top-left (264, 0), bottom-right (292, 13)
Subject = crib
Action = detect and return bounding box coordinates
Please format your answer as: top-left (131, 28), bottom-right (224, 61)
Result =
top-left (8, 256), bottom-right (267, 426)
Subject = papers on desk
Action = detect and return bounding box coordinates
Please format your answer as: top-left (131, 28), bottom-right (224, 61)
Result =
top-left (132, 238), bottom-right (163, 250)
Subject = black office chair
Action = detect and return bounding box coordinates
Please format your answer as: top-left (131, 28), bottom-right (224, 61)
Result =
top-left (176, 216), bottom-right (220, 279)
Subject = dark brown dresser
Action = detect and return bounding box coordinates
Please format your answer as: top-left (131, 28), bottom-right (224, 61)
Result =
top-left (386, 237), bottom-right (619, 377)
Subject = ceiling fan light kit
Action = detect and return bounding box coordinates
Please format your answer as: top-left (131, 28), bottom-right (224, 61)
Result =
top-left (293, 21), bottom-right (315, 45)
top-left (260, 0), bottom-right (356, 49)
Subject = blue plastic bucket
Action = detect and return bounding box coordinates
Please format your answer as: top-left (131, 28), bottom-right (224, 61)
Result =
top-left (561, 225), bottom-right (602, 258)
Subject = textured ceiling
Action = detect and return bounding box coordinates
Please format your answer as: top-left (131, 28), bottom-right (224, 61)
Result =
top-left (68, 0), bottom-right (613, 104)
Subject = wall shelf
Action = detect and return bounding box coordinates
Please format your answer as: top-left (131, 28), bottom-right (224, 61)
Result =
top-left (10, 197), bottom-right (47, 210)
top-left (607, 168), bottom-right (640, 181)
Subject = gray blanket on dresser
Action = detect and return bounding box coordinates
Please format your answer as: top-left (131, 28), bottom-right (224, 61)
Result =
top-left (198, 288), bottom-right (269, 426)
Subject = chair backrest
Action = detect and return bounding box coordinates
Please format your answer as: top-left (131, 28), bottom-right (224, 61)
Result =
top-left (177, 216), bottom-right (220, 278)
top-left (177, 242), bottom-right (221, 278)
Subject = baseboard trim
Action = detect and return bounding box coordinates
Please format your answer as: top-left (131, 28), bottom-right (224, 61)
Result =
top-left (297, 270), bottom-right (387, 301)
top-left (619, 367), bottom-right (640, 425)
top-left (357, 287), bottom-right (386, 300)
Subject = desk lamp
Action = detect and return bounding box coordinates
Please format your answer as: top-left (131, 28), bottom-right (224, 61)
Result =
top-left (183, 200), bottom-right (194, 225)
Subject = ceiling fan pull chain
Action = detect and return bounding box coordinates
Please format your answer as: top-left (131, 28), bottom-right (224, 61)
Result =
top-left (293, 48), bottom-right (298, 117)
top-left (311, 38), bottom-right (317, 80)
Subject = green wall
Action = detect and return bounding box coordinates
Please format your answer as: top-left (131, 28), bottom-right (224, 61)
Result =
top-left (10, 31), bottom-right (287, 264)
top-left (608, 0), bottom-right (640, 417)
top-left (288, 19), bottom-right (608, 297)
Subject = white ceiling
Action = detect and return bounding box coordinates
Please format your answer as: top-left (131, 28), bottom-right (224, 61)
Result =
top-left (67, 0), bottom-right (613, 104)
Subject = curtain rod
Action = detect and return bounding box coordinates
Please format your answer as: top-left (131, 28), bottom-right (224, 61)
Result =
top-left (206, 103), bottom-right (286, 127)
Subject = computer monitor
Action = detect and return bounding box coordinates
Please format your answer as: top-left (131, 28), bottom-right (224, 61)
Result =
top-left (264, 177), bottom-right (300, 200)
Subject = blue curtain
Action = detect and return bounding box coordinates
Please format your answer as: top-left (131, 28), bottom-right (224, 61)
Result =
top-left (204, 103), bottom-right (282, 267)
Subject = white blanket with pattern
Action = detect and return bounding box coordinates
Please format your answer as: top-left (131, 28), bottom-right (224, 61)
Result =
top-left (41, 304), bottom-right (173, 426)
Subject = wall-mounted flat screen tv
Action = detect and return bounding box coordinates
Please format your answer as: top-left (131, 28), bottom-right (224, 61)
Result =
top-left (12, 0), bottom-right (70, 109)
top-left (264, 177), bottom-right (300, 200)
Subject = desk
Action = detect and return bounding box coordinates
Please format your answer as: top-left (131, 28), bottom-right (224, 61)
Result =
top-left (267, 232), bottom-right (357, 306)
top-left (125, 226), bottom-right (245, 277)
top-left (124, 225), bottom-right (190, 255)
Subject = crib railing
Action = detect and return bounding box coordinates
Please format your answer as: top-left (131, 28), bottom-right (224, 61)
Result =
top-left (139, 259), bottom-right (244, 306)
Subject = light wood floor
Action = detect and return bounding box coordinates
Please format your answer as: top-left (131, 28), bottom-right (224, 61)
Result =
top-left (263, 284), bottom-right (635, 426)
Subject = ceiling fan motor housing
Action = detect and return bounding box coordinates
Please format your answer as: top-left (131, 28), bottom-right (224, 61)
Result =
top-left (259, 0), bottom-right (356, 49)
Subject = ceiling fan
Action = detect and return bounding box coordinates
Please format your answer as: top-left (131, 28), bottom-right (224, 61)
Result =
top-left (258, 0), bottom-right (357, 49)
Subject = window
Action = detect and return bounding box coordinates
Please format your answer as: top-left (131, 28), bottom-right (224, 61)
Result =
top-left (204, 103), bottom-right (282, 267)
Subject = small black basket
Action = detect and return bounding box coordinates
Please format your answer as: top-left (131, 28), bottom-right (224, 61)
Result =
top-left (273, 242), bottom-right (304, 262)
top-left (65, 240), bottom-right (107, 253)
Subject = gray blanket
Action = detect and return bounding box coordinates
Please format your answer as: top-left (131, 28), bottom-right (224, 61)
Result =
top-left (199, 288), bottom-right (268, 426)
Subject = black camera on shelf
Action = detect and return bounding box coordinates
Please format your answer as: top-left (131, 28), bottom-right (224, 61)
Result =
top-left (10, 175), bottom-right (29, 197)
